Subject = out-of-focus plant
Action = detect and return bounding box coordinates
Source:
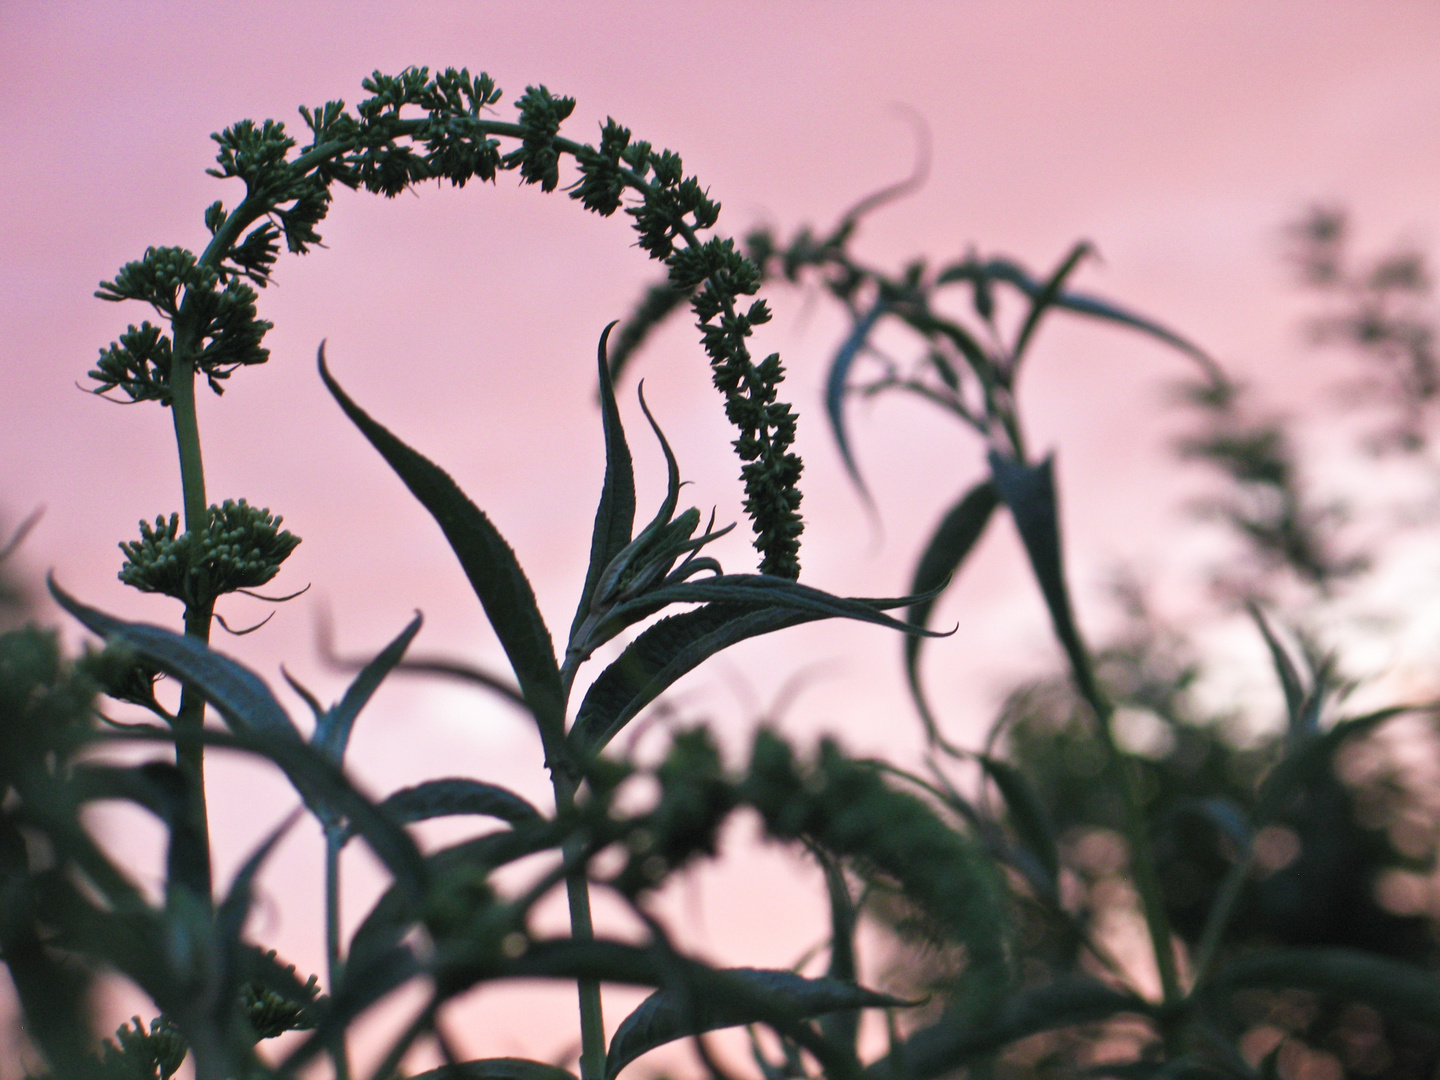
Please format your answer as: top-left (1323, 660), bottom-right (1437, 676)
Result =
top-left (611, 178), bottom-right (1440, 1080)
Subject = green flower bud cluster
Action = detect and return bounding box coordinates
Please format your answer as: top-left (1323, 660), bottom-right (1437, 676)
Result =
top-left (118, 501), bottom-right (300, 608)
top-left (90, 245), bottom-right (273, 404)
top-left (242, 971), bottom-right (320, 1040)
top-left (98, 1015), bottom-right (187, 1080)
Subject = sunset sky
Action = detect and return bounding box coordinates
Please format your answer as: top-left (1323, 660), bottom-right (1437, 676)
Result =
top-left (4, 1), bottom-right (1440, 1072)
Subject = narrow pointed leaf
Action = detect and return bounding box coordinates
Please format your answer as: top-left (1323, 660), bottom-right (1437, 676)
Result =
top-left (826, 299), bottom-right (888, 503)
top-left (870, 977), bottom-right (1149, 1080)
top-left (1011, 241), bottom-right (1094, 367)
top-left (368, 778), bottom-right (541, 833)
top-left (607, 574), bottom-right (943, 639)
top-left (904, 480), bottom-right (999, 742)
top-left (570, 603), bottom-right (813, 756)
top-left (606, 968), bottom-right (904, 1079)
top-left (987, 454), bottom-right (1090, 693)
top-left (50, 577), bottom-right (300, 742)
top-left (977, 754), bottom-right (1060, 896)
top-left (320, 350), bottom-right (565, 743)
top-left (571, 323), bottom-right (636, 646)
top-left (410, 1060), bottom-right (579, 1080)
top-left (1247, 604), bottom-right (1304, 730)
top-left (313, 612), bottom-right (423, 764)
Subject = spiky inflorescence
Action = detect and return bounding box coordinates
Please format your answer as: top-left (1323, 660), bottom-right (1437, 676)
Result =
top-left (90, 66), bottom-right (803, 577)
top-left (118, 500), bottom-right (299, 608)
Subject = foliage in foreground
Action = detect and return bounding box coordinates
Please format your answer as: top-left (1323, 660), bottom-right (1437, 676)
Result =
top-left (3, 66), bottom-right (1440, 1080)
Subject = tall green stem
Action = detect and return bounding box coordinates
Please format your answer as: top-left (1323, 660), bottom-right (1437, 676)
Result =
top-left (324, 825), bottom-right (351, 1080)
top-left (169, 335), bottom-right (214, 901)
top-left (552, 769), bottom-right (606, 1080)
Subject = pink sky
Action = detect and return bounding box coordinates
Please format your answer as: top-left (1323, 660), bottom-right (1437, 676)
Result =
top-left (5, 1), bottom-right (1440, 1072)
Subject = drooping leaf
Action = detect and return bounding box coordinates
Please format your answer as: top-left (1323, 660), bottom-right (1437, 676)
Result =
top-left (50, 576), bottom-right (301, 742)
top-left (103, 721), bottom-right (429, 906)
top-left (607, 967), bottom-right (902, 1079)
top-left (967, 256), bottom-right (1221, 382)
top-left (363, 777), bottom-right (541, 836)
top-left (904, 479), bottom-right (999, 742)
top-left (319, 349), bottom-right (565, 746)
top-left (977, 754), bottom-right (1060, 897)
top-left (870, 977), bottom-right (1149, 1080)
top-left (71, 762), bottom-right (208, 899)
top-left (1011, 241), bottom-right (1094, 368)
top-left (1206, 948), bottom-right (1440, 1028)
top-left (410, 1059), bottom-right (579, 1080)
top-left (570, 603), bottom-right (814, 757)
top-left (825, 298), bottom-right (889, 504)
top-left (571, 323), bottom-right (636, 646)
top-left (312, 613), bottom-right (422, 765)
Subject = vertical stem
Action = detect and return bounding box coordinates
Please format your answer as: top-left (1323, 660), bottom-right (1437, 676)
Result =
top-left (553, 770), bottom-right (606, 1080)
top-left (169, 337), bottom-right (214, 901)
top-left (325, 826), bottom-right (351, 1080)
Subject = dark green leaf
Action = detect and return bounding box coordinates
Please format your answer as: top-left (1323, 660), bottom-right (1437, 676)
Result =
top-left (312, 613), bottom-right (422, 765)
top-left (871, 977), bottom-right (1149, 1080)
top-left (410, 1059), bottom-right (579, 1080)
top-left (1011, 241), bottom-right (1094, 367)
top-left (1207, 948), bottom-right (1440, 1027)
top-left (571, 323), bottom-right (636, 647)
top-left (904, 480), bottom-right (999, 743)
top-left (607, 967), bottom-right (903, 1079)
top-left (825, 299), bottom-right (888, 503)
top-left (50, 576), bottom-right (301, 743)
top-left (570, 603), bottom-right (813, 757)
top-left (319, 348), bottom-right (565, 746)
top-left (987, 455), bottom-right (1091, 695)
top-left (978, 754), bottom-right (1060, 896)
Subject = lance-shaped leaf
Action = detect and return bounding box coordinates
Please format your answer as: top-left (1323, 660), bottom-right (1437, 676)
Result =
top-left (319, 348), bottom-right (566, 746)
top-left (311, 613), bottom-right (423, 765)
top-left (987, 454), bottom-right (1092, 698)
top-left (602, 574), bottom-right (942, 642)
top-left (904, 480), bottom-right (999, 743)
top-left (571, 604), bottom-right (812, 756)
top-left (571, 323), bottom-right (636, 646)
top-left (50, 576), bottom-right (300, 743)
top-left (1205, 948), bottom-right (1440, 1028)
top-left (357, 777), bottom-right (541, 839)
top-left (869, 977), bottom-right (1149, 1080)
top-left (826, 298), bottom-right (888, 504)
top-left (410, 1060), bottom-right (579, 1080)
top-left (607, 967), bottom-right (904, 1080)
top-left (1247, 603), bottom-right (1305, 731)
top-left (573, 581), bottom-right (944, 757)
